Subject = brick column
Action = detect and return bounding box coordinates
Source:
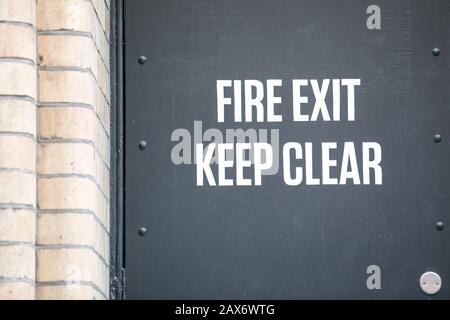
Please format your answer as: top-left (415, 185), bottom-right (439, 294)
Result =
top-left (0, 0), bottom-right (37, 300)
top-left (36, 0), bottom-right (110, 299)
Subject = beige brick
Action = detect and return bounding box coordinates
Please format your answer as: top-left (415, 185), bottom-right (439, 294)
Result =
top-left (38, 107), bottom-right (96, 141)
top-left (97, 56), bottom-right (110, 100)
top-left (38, 70), bottom-right (95, 105)
top-left (37, 248), bottom-right (108, 293)
top-left (95, 23), bottom-right (109, 67)
top-left (95, 158), bottom-right (110, 199)
top-left (95, 220), bottom-right (109, 261)
top-left (37, 141), bottom-right (109, 196)
top-left (0, 135), bottom-right (36, 171)
top-left (0, 245), bottom-right (35, 280)
top-left (38, 176), bottom-right (108, 226)
top-left (38, 35), bottom-right (97, 75)
top-left (0, 99), bottom-right (36, 135)
top-left (96, 120), bottom-right (110, 167)
top-left (102, 199), bottom-right (109, 231)
top-left (37, 284), bottom-right (104, 300)
top-left (95, 0), bottom-right (106, 35)
top-left (0, 0), bottom-right (36, 25)
top-left (38, 176), bottom-right (96, 211)
top-left (0, 209), bottom-right (35, 243)
top-left (95, 86), bottom-right (110, 136)
top-left (37, 0), bottom-right (93, 33)
top-left (0, 282), bottom-right (35, 300)
top-left (104, 5), bottom-right (110, 37)
top-left (38, 142), bottom-right (95, 176)
top-left (37, 212), bottom-right (108, 262)
top-left (0, 24), bottom-right (36, 62)
top-left (91, 0), bottom-right (99, 14)
top-left (0, 62), bottom-right (37, 99)
top-left (37, 107), bottom-right (110, 176)
top-left (101, 196), bottom-right (109, 229)
top-left (102, 165), bottom-right (110, 200)
top-left (37, 213), bottom-right (95, 247)
top-left (0, 171), bottom-right (36, 206)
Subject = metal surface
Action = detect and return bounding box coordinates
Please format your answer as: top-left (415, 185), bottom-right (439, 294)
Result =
top-left (138, 227), bottom-right (147, 236)
top-left (138, 140), bottom-right (147, 150)
top-left (123, 0), bottom-right (450, 299)
top-left (420, 272), bottom-right (442, 295)
top-left (138, 55), bottom-right (148, 65)
top-left (110, 0), bottom-right (125, 300)
top-left (432, 47), bottom-right (441, 57)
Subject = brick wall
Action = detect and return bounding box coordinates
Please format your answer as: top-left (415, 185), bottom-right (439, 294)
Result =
top-left (0, 0), bottom-right (111, 300)
top-left (0, 0), bottom-right (37, 300)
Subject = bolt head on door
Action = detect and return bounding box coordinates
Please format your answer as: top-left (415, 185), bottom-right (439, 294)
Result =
top-left (432, 47), bottom-right (441, 56)
top-left (138, 55), bottom-right (148, 64)
top-left (420, 272), bottom-right (442, 295)
top-left (138, 227), bottom-right (147, 236)
top-left (139, 140), bottom-right (147, 150)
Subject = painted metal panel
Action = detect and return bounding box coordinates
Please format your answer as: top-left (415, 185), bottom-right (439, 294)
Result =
top-left (124, 0), bottom-right (450, 299)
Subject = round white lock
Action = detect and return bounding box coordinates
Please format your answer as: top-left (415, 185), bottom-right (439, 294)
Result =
top-left (420, 272), bottom-right (442, 295)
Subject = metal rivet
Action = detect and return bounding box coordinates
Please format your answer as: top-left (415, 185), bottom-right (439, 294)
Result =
top-left (434, 134), bottom-right (441, 143)
top-left (139, 140), bottom-right (147, 150)
top-left (138, 227), bottom-right (147, 236)
top-left (138, 56), bottom-right (148, 64)
top-left (432, 47), bottom-right (440, 56)
top-left (436, 221), bottom-right (444, 231)
top-left (420, 272), bottom-right (442, 295)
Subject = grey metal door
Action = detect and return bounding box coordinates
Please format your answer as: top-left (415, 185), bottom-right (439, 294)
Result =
top-left (124, 0), bottom-right (450, 299)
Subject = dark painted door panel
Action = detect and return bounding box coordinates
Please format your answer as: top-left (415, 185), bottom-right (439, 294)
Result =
top-left (125, 0), bottom-right (450, 299)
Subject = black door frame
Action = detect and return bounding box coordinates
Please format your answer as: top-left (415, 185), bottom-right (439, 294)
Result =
top-left (110, 0), bottom-right (125, 300)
